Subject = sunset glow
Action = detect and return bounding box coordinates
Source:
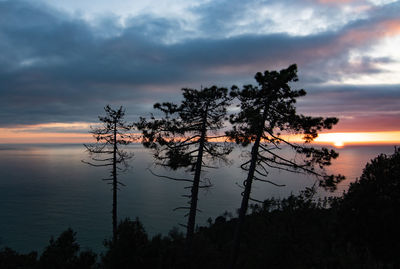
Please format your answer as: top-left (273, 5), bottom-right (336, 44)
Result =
top-left (1, 0), bottom-right (400, 263)
top-left (314, 131), bottom-right (400, 147)
top-left (0, 123), bottom-right (94, 144)
top-left (0, 0), bottom-right (399, 145)
top-left (1, 122), bottom-right (399, 146)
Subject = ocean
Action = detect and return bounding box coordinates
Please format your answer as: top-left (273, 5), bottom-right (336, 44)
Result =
top-left (0, 143), bottom-right (396, 253)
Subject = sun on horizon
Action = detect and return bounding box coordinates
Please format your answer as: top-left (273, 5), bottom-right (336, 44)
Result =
top-left (314, 131), bottom-right (400, 147)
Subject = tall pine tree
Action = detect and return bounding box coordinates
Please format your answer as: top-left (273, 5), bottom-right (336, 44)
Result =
top-left (227, 64), bottom-right (344, 268)
top-left (137, 86), bottom-right (232, 252)
top-left (83, 105), bottom-right (134, 241)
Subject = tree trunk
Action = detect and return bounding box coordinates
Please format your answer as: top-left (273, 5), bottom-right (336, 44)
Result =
top-left (112, 121), bottom-right (117, 241)
top-left (186, 106), bottom-right (208, 251)
top-left (229, 112), bottom-right (266, 269)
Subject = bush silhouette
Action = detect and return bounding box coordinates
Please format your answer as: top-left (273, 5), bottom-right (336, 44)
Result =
top-left (338, 147), bottom-right (400, 263)
top-left (102, 218), bottom-right (149, 268)
top-left (39, 228), bottom-right (97, 269)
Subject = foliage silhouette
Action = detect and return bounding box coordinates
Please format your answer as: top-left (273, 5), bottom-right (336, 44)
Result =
top-left (39, 228), bottom-right (97, 269)
top-left (337, 147), bottom-right (400, 263)
top-left (0, 247), bottom-right (37, 269)
top-left (137, 86), bottom-right (232, 252)
top-left (226, 64), bottom-right (344, 268)
top-left (83, 105), bottom-right (134, 240)
top-left (102, 218), bottom-right (149, 268)
top-left (102, 218), bottom-right (188, 269)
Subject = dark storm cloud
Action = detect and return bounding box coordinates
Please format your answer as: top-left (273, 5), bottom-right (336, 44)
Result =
top-left (298, 84), bottom-right (400, 131)
top-left (0, 0), bottom-right (399, 129)
top-left (301, 84), bottom-right (400, 113)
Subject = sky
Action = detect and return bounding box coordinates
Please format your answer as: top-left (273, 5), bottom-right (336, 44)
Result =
top-left (0, 0), bottom-right (399, 145)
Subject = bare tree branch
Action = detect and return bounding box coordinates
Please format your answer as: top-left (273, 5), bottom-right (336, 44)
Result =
top-left (147, 168), bottom-right (194, 183)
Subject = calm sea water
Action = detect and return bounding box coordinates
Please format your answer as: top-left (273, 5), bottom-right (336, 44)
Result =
top-left (0, 143), bottom-right (397, 253)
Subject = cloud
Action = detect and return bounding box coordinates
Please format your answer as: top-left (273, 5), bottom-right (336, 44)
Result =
top-left (317, 0), bottom-right (356, 3)
top-left (0, 0), bottom-right (399, 134)
top-left (298, 84), bottom-right (400, 131)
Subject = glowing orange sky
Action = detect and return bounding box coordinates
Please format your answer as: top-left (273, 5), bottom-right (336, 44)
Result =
top-left (271, 131), bottom-right (400, 147)
top-left (0, 123), bottom-right (94, 144)
top-left (0, 131), bottom-right (93, 144)
top-left (313, 131), bottom-right (400, 147)
top-left (0, 122), bottom-right (399, 147)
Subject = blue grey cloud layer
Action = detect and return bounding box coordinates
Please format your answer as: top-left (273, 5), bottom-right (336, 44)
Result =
top-left (0, 0), bottom-right (399, 131)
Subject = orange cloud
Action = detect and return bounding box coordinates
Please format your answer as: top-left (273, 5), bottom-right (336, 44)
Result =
top-left (0, 122), bottom-right (143, 144)
top-left (0, 131), bottom-right (93, 144)
top-left (11, 122), bottom-right (94, 131)
top-left (302, 18), bottom-right (400, 61)
top-left (340, 19), bottom-right (400, 45)
top-left (0, 122), bottom-right (94, 144)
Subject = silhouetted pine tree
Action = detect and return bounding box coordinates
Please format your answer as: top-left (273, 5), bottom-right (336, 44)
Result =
top-left (83, 105), bottom-right (134, 240)
top-left (227, 64), bottom-right (344, 268)
top-left (137, 86), bottom-right (232, 252)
